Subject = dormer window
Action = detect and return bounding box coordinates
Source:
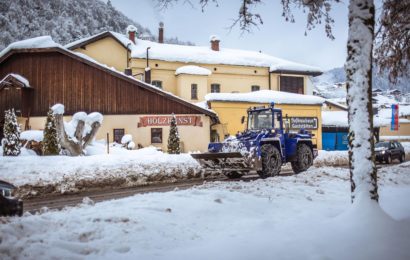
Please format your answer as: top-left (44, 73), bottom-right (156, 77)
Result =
top-left (152, 80), bottom-right (163, 89)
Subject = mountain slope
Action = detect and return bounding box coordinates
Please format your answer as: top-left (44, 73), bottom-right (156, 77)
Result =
top-left (313, 66), bottom-right (410, 98)
top-left (0, 0), bottom-right (192, 50)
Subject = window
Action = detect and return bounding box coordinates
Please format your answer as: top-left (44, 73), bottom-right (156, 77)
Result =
top-left (113, 129), bottom-right (125, 144)
top-left (151, 128), bottom-right (163, 143)
top-left (152, 80), bottom-right (163, 89)
top-left (251, 85), bottom-right (260, 92)
top-left (280, 76), bottom-right (304, 94)
top-left (211, 84), bottom-right (220, 93)
top-left (191, 84), bottom-right (198, 100)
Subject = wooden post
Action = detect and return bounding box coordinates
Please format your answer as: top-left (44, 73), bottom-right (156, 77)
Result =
top-left (106, 132), bottom-right (109, 154)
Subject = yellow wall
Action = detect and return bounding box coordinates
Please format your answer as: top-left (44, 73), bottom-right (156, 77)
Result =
top-left (129, 59), bottom-right (310, 102)
top-left (380, 122), bottom-right (410, 138)
top-left (20, 114), bottom-right (211, 152)
top-left (208, 101), bottom-right (322, 149)
top-left (74, 37), bottom-right (129, 72)
top-left (70, 37), bottom-right (313, 103)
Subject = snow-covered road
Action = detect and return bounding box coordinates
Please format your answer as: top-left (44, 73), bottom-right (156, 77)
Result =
top-left (1, 163), bottom-right (409, 260)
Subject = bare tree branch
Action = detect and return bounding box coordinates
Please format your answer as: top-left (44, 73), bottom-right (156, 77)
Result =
top-left (374, 0), bottom-right (410, 83)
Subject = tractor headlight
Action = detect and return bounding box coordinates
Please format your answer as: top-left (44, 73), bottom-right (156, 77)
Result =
top-left (381, 151), bottom-right (385, 154)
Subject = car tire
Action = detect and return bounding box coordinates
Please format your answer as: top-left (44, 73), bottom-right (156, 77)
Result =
top-left (385, 155), bottom-right (392, 164)
top-left (399, 153), bottom-right (405, 163)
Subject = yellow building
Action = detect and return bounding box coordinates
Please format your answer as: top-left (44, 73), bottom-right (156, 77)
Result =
top-left (204, 90), bottom-right (324, 149)
top-left (66, 27), bottom-right (322, 104)
top-left (65, 26), bottom-right (325, 149)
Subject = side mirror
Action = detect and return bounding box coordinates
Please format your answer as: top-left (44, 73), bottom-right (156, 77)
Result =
top-left (241, 116), bottom-right (245, 124)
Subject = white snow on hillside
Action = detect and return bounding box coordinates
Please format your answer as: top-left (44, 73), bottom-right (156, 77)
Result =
top-left (206, 90), bottom-right (324, 105)
top-left (1, 163), bottom-right (409, 259)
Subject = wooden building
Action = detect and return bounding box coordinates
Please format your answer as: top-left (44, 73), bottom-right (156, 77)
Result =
top-left (0, 41), bottom-right (217, 152)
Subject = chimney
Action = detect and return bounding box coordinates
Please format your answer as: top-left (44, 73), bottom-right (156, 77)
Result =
top-left (158, 22), bottom-right (164, 44)
top-left (210, 35), bottom-right (220, 51)
top-left (126, 25), bottom-right (138, 44)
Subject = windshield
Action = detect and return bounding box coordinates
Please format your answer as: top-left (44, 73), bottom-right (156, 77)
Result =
top-left (375, 142), bottom-right (389, 148)
top-left (248, 110), bottom-right (273, 130)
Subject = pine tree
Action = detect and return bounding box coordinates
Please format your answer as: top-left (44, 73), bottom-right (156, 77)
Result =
top-left (167, 114), bottom-right (181, 154)
top-left (42, 109), bottom-right (60, 155)
top-left (2, 109), bottom-right (21, 156)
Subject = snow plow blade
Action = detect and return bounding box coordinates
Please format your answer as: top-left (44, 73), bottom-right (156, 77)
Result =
top-left (191, 152), bottom-right (254, 173)
top-left (191, 152), bottom-right (243, 160)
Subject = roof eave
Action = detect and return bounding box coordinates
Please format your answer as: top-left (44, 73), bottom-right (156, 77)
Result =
top-left (270, 69), bottom-right (323, 77)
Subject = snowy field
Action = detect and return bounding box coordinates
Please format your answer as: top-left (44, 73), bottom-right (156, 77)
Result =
top-left (1, 163), bottom-right (410, 260)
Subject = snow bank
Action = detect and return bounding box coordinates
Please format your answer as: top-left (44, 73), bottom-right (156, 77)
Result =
top-left (314, 150), bottom-right (349, 167)
top-left (0, 145), bottom-right (201, 197)
top-left (1, 164), bottom-right (409, 259)
top-left (175, 65), bottom-right (212, 76)
top-left (206, 90), bottom-right (324, 105)
top-left (20, 130), bottom-right (43, 142)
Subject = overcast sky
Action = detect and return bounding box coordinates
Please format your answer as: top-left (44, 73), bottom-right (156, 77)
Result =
top-left (110, 1), bottom-right (379, 71)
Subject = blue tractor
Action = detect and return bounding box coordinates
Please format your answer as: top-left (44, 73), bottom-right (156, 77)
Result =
top-left (191, 103), bottom-right (318, 179)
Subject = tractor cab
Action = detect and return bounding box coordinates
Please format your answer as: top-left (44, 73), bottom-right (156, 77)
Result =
top-left (246, 103), bottom-right (283, 134)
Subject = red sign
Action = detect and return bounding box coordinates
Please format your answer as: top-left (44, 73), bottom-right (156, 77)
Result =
top-left (138, 116), bottom-right (203, 127)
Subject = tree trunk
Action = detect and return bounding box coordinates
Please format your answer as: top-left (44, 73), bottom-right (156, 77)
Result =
top-left (345, 0), bottom-right (378, 202)
top-left (54, 114), bottom-right (83, 156)
top-left (82, 122), bottom-right (101, 149)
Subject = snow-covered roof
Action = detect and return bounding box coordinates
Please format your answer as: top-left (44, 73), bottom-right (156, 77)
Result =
top-left (65, 31), bottom-right (134, 50)
top-left (379, 105), bottom-right (410, 118)
top-left (1, 36), bottom-right (217, 119)
top-left (205, 90), bottom-right (325, 105)
top-left (0, 36), bottom-right (61, 58)
top-left (324, 99), bottom-right (347, 110)
top-left (175, 65), bottom-right (212, 76)
top-left (66, 31), bottom-right (322, 75)
top-left (0, 73), bottom-right (30, 88)
top-left (322, 111), bottom-right (389, 128)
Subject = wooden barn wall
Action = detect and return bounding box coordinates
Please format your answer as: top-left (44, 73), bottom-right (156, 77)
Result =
top-left (0, 52), bottom-right (203, 117)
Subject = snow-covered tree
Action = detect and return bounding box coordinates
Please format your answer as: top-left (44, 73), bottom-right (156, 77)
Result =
top-left (51, 104), bottom-right (103, 156)
top-left (42, 109), bottom-right (60, 156)
top-left (345, 0), bottom-right (377, 202)
top-left (167, 114), bottom-right (181, 154)
top-left (2, 109), bottom-right (21, 156)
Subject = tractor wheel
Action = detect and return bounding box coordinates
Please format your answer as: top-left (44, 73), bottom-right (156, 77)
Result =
top-left (257, 144), bottom-right (282, 179)
top-left (291, 144), bottom-right (313, 174)
top-left (223, 171), bottom-right (244, 179)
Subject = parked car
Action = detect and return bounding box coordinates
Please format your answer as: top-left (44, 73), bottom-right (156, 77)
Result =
top-left (0, 180), bottom-right (23, 217)
top-left (375, 141), bottom-right (405, 164)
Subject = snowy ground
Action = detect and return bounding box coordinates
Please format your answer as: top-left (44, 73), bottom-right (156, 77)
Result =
top-left (1, 142), bottom-right (409, 198)
top-left (1, 163), bottom-right (409, 260)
